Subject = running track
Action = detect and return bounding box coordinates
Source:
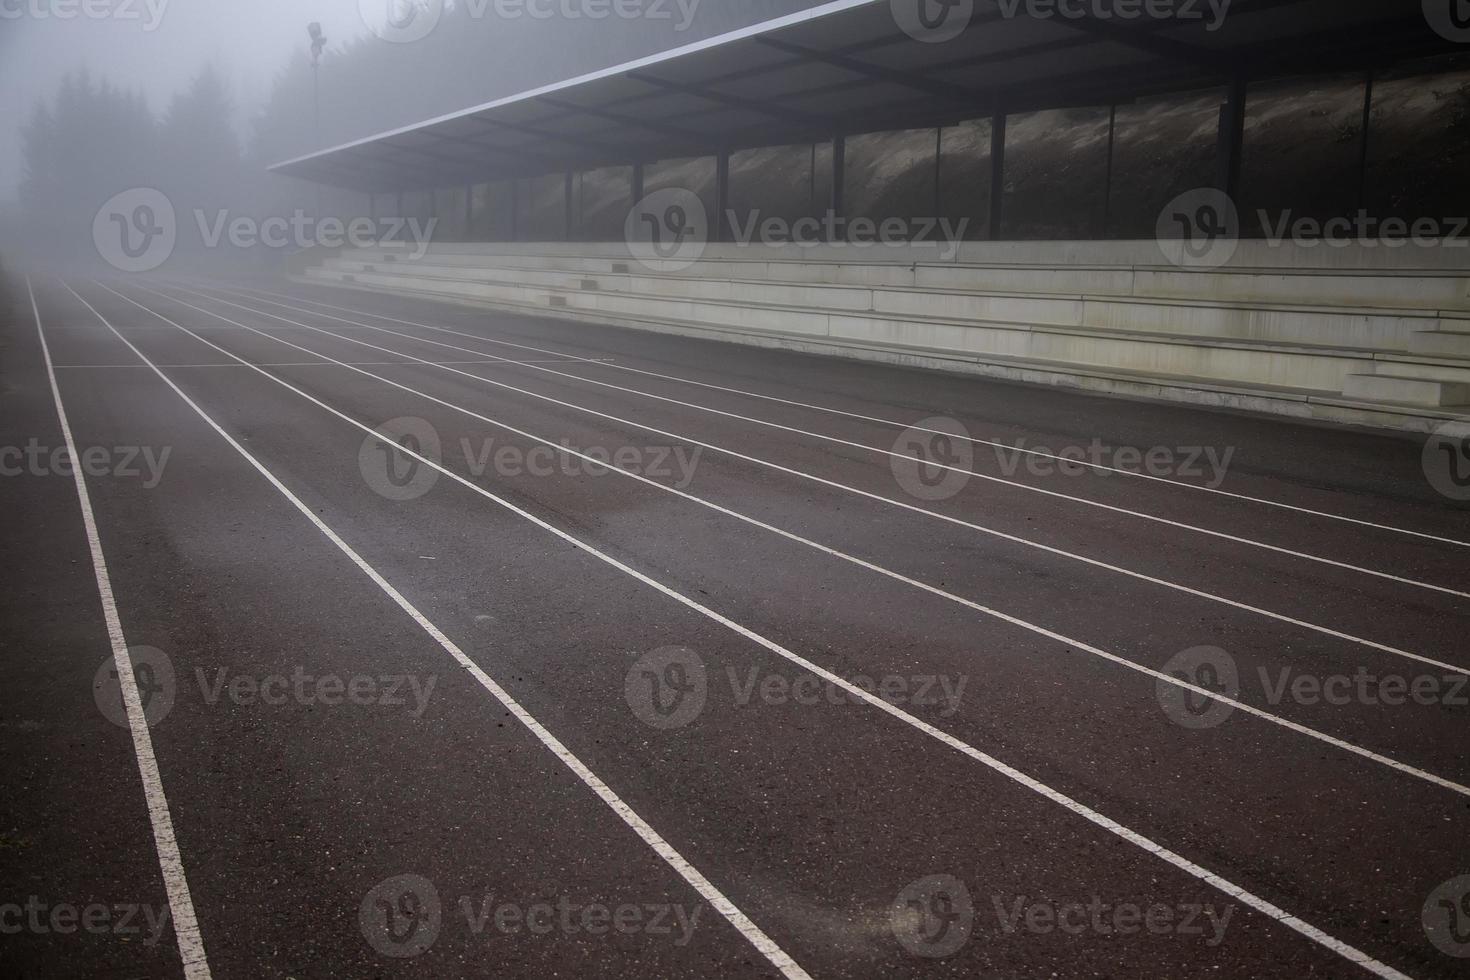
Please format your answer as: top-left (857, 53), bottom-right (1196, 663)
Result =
top-left (3, 273), bottom-right (1469, 978)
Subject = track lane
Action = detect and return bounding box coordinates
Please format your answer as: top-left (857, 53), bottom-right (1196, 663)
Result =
top-left (100, 279), bottom-right (1470, 975)
top-left (150, 284), bottom-right (1470, 759)
top-left (180, 281), bottom-right (1470, 663)
top-left (216, 279), bottom-right (1470, 551)
top-left (27, 278), bottom-right (821, 980)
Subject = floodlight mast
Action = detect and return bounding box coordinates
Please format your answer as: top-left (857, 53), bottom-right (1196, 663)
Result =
top-left (307, 22), bottom-right (327, 214)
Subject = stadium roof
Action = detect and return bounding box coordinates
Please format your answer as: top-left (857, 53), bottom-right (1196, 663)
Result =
top-left (270, 0), bottom-right (1466, 192)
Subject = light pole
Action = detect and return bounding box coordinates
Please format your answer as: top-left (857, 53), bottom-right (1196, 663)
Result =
top-left (307, 22), bottom-right (327, 215)
top-left (308, 22), bottom-right (326, 138)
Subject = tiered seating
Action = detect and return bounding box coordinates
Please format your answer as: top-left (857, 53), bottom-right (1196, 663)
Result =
top-left (293, 240), bottom-right (1470, 431)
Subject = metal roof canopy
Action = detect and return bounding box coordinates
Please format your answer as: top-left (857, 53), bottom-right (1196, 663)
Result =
top-left (270, 0), bottom-right (1466, 193)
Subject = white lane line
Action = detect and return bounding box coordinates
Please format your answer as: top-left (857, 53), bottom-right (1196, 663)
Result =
top-left (205, 281), bottom-right (1470, 551)
top-left (54, 359), bottom-right (606, 369)
top-left (189, 282), bottom-right (1470, 601)
top-left (100, 280), bottom-right (1417, 980)
top-left (63, 280), bottom-right (811, 980)
top-left (29, 277), bottom-right (212, 980)
top-left (130, 282), bottom-right (1470, 800)
top-left (167, 284), bottom-right (1468, 676)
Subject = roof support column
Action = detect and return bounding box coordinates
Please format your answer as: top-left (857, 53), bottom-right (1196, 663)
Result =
top-left (564, 171), bottom-right (574, 241)
top-left (1215, 74), bottom-right (1247, 202)
top-left (464, 185), bottom-right (473, 242)
top-left (933, 127), bottom-right (943, 238)
top-left (830, 134), bottom-right (846, 242)
top-left (1102, 104), bottom-right (1116, 238)
top-left (510, 180), bottom-right (519, 242)
top-left (987, 111), bottom-right (1006, 241)
top-left (714, 148), bottom-right (730, 244)
top-left (631, 161), bottom-right (645, 204)
top-left (1356, 69), bottom-right (1375, 215)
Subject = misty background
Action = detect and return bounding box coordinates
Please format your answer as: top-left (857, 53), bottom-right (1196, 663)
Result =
top-left (0, 0), bottom-right (826, 263)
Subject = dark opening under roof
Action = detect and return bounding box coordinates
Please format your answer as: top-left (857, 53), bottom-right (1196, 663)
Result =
top-left (270, 0), bottom-right (1465, 193)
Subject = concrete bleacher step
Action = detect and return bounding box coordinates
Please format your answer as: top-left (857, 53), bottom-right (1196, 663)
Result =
top-left (1342, 373), bottom-right (1470, 407)
top-left (306, 265), bottom-right (1381, 394)
top-left (338, 243), bottom-right (1470, 308)
top-left (1410, 330), bottom-right (1470, 359)
top-left (334, 244), bottom-right (1470, 312)
top-left (326, 257), bottom-right (1444, 353)
top-left (303, 244), bottom-right (1470, 429)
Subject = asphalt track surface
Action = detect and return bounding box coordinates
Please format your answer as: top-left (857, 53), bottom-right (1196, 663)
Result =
top-left (3, 272), bottom-right (1469, 979)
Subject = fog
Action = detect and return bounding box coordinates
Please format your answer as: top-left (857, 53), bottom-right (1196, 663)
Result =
top-left (0, 0), bottom-right (828, 273)
top-left (0, 2), bottom-right (357, 201)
